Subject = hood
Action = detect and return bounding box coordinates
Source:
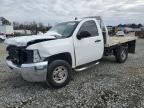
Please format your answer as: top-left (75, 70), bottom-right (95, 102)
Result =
top-left (5, 34), bottom-right (56, 47)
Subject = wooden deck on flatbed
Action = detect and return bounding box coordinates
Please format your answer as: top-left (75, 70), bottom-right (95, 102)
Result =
top-left (105, 36), bottom-right (137, 47)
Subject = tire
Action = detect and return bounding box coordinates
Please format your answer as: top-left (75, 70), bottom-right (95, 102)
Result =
top-left (46, 60), bottom-right (72, 88)
top-left (115, 46), bottom-right (128, 63)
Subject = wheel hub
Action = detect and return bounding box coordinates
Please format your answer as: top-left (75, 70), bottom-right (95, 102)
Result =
top-left (52, 66), bottom-right (68, 83)
top-left (121, 50), bottom-right (126, 60)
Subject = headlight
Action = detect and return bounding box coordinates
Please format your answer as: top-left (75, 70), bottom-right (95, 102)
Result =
top-left (33, 50), bottom-right (41, 63)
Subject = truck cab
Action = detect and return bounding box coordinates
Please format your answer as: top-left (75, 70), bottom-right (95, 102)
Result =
top-left (5, 16), bottom-right (137, 88)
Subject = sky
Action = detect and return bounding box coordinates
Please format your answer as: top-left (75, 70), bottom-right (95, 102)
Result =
top-left (0, 0), bottom-right (144, 25)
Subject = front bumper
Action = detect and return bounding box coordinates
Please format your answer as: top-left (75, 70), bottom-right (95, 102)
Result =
top-left (6, 60), bottom-right (48, 82)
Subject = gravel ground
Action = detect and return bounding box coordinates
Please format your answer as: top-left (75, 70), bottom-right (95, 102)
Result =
top-left (0, 39), bottom-right (144, 108)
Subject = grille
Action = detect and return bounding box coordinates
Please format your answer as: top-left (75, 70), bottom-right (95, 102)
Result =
top-left (7, 46), bottom-right (33, 66)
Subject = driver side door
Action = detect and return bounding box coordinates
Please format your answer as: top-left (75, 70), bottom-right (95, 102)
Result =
top-left (74, 20), bottom-right (104, 66)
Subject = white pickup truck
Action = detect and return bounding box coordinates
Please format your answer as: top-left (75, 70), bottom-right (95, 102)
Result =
top-left (5, 16), bottom-right (137, 88)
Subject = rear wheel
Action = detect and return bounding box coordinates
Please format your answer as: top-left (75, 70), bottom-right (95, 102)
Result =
top-left (46, 60), bottom-right (72, 88)
top-left (115, 46), bottom-right (128, 63)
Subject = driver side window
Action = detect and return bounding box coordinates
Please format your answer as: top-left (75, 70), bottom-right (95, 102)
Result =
top-left (78, 20), bottom-right (99, 38)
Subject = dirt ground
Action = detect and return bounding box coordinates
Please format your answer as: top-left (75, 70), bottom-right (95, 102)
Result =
top-left (0, 39), bottom-right (144, 108)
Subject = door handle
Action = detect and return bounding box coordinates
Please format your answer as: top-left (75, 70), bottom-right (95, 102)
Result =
top-left (95, 40), bottom-right (101, 43)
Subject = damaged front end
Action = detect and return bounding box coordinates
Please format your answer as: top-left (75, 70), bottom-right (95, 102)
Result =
top-left (7, 45), bottom-right (33, 66)
top-left (6, 45), bottom-right (48, 82)
top-left (4, 34), bottom-right (58, 82)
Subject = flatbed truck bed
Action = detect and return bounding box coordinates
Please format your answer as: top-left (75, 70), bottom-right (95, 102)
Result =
top-left (105, 36), bottom-right (137, 47)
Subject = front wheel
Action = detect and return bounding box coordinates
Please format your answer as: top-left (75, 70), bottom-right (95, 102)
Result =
top-left (46, 60), bottom-right (72, 88)
top-left (115, 46), bottom-right (128, 63)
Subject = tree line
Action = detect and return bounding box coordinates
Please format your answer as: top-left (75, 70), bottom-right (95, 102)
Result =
top-left (0, 17), bottom-right (11, 25)
top-left (13, 21), bottom-right (52, 35)
top-left (118, 23), bottom-right (143, 28)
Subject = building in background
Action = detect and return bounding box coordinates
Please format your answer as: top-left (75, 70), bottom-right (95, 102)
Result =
top-left (0, 17), bottom-right (14, 36)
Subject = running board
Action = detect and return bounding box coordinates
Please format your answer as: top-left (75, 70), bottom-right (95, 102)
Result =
top-left (75, 61), bottom-right (100, 71)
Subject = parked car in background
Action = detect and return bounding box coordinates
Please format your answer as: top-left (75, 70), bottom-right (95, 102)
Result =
top-left (116, 31), bottom-right (125, 36)
top-left (0, 33), bottom-right (6, 42)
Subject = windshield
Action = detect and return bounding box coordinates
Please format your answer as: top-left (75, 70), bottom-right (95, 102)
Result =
top-left (47, 21), bottom-right (79, 38)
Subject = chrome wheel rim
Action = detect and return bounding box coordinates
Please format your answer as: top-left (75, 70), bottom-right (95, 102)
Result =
top-left (52, 66), bottom-right (68, 84)
top-left (121, 50), bottom-right (126, 60)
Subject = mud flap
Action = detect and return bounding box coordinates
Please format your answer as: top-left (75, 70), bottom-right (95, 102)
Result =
top-left (128, 40), bottom-right (136, 53)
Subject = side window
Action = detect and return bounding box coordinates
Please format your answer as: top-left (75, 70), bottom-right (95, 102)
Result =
top-left (78, 20), bottom-right (99, 38)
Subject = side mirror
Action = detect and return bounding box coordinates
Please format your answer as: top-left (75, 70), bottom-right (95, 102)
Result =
top-left (77, 34), bottom-right (82, 40)
top-left (77, 31), bottom-right (91, 40)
